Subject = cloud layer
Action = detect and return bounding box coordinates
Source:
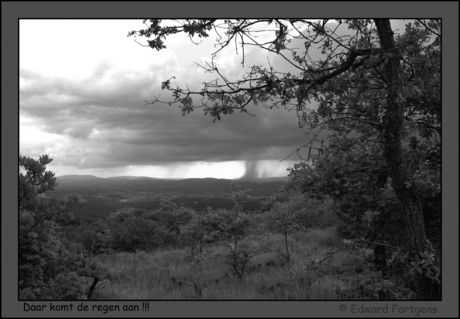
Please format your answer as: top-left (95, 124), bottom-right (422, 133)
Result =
top-left (19, 20), bottom-right (328, 177)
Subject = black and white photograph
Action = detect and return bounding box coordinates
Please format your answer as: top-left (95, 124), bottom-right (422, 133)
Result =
top-left (19, 17), bottom-right (442, 303)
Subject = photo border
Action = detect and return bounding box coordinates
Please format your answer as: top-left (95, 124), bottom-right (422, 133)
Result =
top-left (3, 1), bottom-right (458, 317)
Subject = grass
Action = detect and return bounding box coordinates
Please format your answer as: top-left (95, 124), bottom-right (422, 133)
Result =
top-left (90, 226), bottom-right (350, 300)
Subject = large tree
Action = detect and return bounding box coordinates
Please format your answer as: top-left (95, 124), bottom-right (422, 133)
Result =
top-left (129, 19), bottom-right (441, 299)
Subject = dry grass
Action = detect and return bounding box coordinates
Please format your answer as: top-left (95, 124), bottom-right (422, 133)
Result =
top-left (91, 227), bottom-right (348, 300)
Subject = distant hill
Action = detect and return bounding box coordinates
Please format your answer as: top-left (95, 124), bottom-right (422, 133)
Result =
top-left (56, 175), bottom-right (288, 183)
top-left (237, 176), bottom-right (289, 183)
top-left (106, 176), bottom-right (160, 181)
top-left (50, 174), bottom-right (290, 223)
top-left (57, 175), bottom-right (103, 180)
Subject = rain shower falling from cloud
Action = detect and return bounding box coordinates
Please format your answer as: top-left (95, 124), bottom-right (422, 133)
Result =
top-left (123, 160), bottom-right (296, 180)
top-left (239, 160), bottom-right (297, 180)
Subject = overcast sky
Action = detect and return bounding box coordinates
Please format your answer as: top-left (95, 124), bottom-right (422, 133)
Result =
top-left (19, 19), bottom-right (407, 179)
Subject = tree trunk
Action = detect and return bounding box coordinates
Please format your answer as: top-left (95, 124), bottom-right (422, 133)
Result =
top-left (190, 236), bottom-right (195, 257)
top-left (284, 228), bottom-right (290, 263)
top-left (374, 19), bottom-right (440, 300)
top-left (374, 245), bottom-right (386, 272)
top-left (87, 276), bottom-right (100, 300)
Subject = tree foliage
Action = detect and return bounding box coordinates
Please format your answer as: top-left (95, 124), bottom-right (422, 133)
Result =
top-left (19, 155), bottom-right (87, 300)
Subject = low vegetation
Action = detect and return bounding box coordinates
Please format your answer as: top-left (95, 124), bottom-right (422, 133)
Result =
top-left (91, 228), bottom-right (343, 300)
top-left (19, 153), bottom-right (440, 300)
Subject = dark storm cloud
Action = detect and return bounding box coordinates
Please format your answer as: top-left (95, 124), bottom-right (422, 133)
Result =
top-left (20, 60), bottom-right (310, 170)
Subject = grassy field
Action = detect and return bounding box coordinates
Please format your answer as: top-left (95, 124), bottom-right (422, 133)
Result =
top-left (90, 227), bottom-right (351, 300)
